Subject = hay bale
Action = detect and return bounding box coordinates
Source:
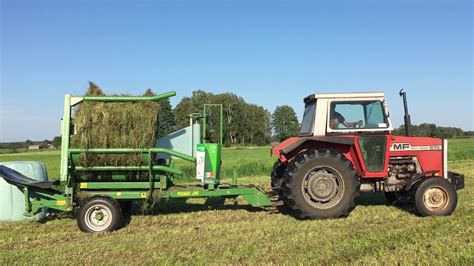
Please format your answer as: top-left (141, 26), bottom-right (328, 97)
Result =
top-left (70, 82), bottom-right (160, 166)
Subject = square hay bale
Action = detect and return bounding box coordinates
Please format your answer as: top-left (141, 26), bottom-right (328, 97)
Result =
top-left (70, 83), bottom-right (160, 167)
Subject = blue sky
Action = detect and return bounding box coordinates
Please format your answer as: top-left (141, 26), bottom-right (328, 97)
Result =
top-left (1, 0), bottom-right (472, 142)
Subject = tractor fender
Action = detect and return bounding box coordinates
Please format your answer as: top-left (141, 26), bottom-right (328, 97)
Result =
top-left (403, 170), bottom-right (439, 191)
top-left (272, 136), bottom-right (354, 164)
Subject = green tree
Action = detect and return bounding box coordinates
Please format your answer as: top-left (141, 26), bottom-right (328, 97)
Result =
top-left (144, 88), bottom-right (176, 138)
top-left (214, 93), bottom-right (245, 145)
top-left (243, 104), bottom-right (271, 146)
top-left (271, 105), bottom-right (300, 142)
top-left (393, 124), bottom-right (464, 138)
top-left (157, 98), bottom-right (176, 137)
top-left (173, 90), bottom-right (272, 146)
top-left (52, 136), bottom-right (62, 148)
top-left (24, 139), bottom-right (33, 148)
top-left (174, 97), bottom-right (194, 129)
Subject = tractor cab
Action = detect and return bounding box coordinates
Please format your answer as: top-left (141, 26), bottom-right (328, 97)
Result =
top-left (300, 92), bottom-right (393, 137)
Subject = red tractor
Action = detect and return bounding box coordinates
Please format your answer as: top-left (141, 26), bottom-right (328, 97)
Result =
top-left (271, 90), bottom-right (464, 219)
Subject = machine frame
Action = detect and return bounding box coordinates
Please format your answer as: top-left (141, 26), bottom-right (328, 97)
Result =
top-left (0, 91), bottom-right (271, 232)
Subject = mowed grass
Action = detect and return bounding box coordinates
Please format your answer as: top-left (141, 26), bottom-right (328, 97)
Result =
top-left (0, 139), bottom-right (473, 264)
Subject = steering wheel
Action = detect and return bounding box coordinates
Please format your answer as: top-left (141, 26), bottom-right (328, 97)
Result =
top-left (352, 120), bottom-right (363, 129)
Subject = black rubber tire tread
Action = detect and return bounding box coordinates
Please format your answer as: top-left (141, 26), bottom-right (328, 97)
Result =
top-left (271, 161), bottom-right (286, 194)
top-left (282, 149), bottom-right (360, 219)
top-left (414, 177), bottom-right (457, 217)
top-left (77, 196), bottom-right (122, 233)
top-left (120, 200), bottom-right (133, 215)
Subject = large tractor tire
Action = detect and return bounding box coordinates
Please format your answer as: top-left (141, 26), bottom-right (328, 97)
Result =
top-left (77, 196), bottom-right (122, 233)
top-left (271, 161), bottom-right (286, 195)
top-left (282, 149), bottom-right (360, 219)
top-left (414, 177), bottom-right (457, 217)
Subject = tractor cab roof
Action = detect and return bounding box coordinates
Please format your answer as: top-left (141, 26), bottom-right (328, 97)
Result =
top-left (304, 92), bottom-right (385, 103)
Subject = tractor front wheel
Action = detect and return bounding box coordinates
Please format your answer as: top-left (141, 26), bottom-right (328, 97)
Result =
top-left (414, 177), bottom-right (457, 217)
top-left (77, 197), bottom-right (122, 233)
top-left (282, 149), bottom-right (360, 219)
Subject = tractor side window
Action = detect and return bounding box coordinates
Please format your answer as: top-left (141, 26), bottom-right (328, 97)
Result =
top-left (364, 101), bottom-right (386, 128)
top-left (300, 102), bottom-right (316, 134)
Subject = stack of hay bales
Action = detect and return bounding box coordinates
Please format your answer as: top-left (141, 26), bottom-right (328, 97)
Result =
top-left (70, 82), bottom-right (160, 167)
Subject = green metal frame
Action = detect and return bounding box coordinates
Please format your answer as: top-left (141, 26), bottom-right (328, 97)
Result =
top-left (18, 91), bottom-right (271, 218)
top-left (60, 91), bottom-right (178, 184)
top-left (81, 186), bottom-right (271, 207)
top-left (22, 187), bottom-right (72, 216)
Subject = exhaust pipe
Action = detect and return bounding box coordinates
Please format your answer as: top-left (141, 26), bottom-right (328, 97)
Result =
top-left (399, 89), bottom-right (411, 137)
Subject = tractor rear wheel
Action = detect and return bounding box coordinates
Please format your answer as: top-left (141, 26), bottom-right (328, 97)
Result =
top-left (271, 161), bottom-right (286, 195)
top-left (414, 177), bottom-right (457, 217)
top-left (77, 197), bottom-right (122, 233)
top-left (282, 149), bottom-right (360, 219)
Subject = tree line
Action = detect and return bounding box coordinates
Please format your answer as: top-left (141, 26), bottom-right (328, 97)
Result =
top-left (0, 137), bottom-right (61, 150)
top-left (173, 90), bottom-right (274, 146)
top-left (1, 90), bottom-right (299, 149)
top-left (392, 124), bottom-right (466, 138)
top-left (2, 89), bottom-right (471, 150)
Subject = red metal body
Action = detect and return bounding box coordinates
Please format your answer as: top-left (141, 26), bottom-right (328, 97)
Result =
top-left (272, 134), bottom-right (444, 179)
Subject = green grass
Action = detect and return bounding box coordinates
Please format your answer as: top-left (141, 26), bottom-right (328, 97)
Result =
top-left (448, 138), bottom-right (474, 161)
top-left (0, 139), bottom-right (473, 264)
top-left (0, 150), bottom-right (61, 178)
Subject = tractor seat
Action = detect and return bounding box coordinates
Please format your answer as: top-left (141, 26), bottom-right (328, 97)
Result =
top-left (0, 165), bottom-right (58, 189)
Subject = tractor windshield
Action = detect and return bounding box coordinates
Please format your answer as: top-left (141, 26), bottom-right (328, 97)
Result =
top-left (300, 101), bottom-right (316, 134)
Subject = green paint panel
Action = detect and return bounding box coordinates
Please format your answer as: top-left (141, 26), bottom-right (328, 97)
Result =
top-left (196, 143), bottom-right (221, 184)
top-left (79, 182), bottom-right (163, 190)
top-left (82, 185), bottom-right (272, 207)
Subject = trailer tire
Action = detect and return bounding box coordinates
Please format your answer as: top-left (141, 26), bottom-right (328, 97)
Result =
top-left (77, 197), bottom-right (122, 233)
top-left (414, 177), bottom-right (457, 217)
top-left (282, 149), bottom-right (360, 219)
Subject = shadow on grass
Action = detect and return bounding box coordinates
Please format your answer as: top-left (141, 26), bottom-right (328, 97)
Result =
top-left (125, 197), bottom-right (264, 217)
top-left (357, 192), bottom-right (416, 215)
top-left (37, 192), bottom-right (419, 230)
top-left (119, 198), bottom-right (269, 230)
top-left (272, 191), bottom-right (418, 220)
top-left (356, 192), bottom-right (388, 206)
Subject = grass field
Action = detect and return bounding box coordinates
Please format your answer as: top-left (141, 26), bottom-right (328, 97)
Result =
top-left (0, 139), bottom-right (473, 264)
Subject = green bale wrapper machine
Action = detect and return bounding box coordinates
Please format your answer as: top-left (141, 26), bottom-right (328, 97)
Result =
top-left (0, 91), bottom-right (271, 232)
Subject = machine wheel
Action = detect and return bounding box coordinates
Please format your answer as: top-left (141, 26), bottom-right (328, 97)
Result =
top-left (77, 197), bottom-right (122, 233)
top-left (271, 161), bottom-right (286, 194)
top-left (414, 177), bottom-right (457, 217)
top-left (282, 149), bottom-right (360, 219)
